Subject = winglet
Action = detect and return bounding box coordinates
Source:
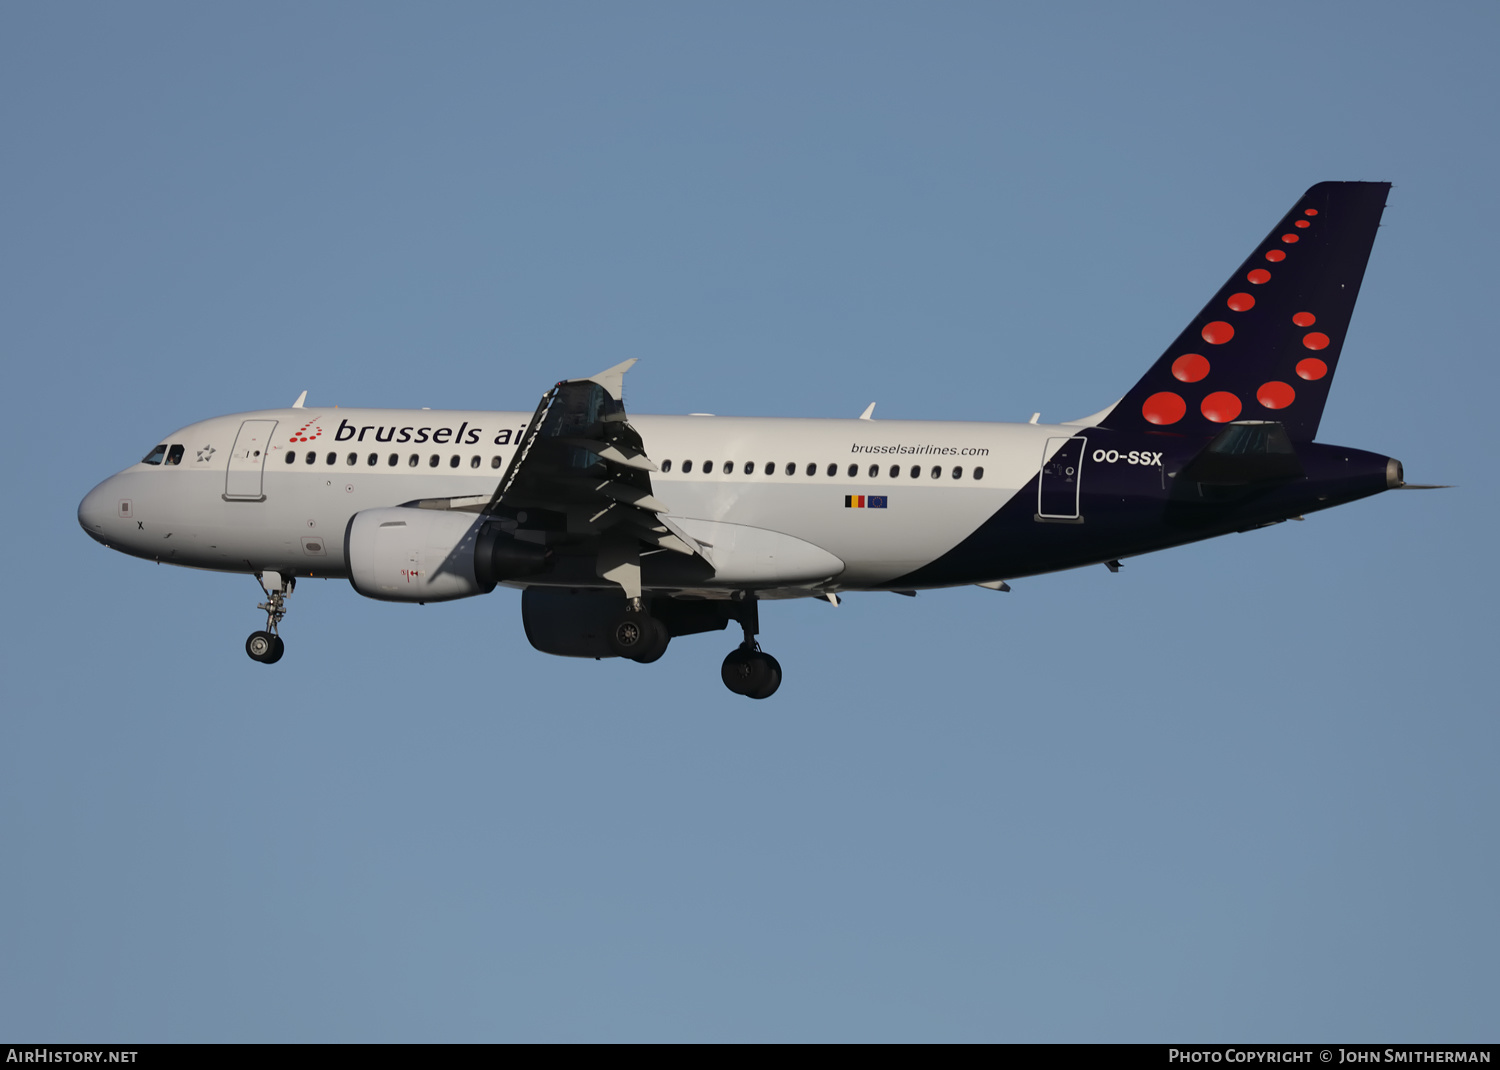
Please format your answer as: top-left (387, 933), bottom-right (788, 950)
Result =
top-left (584, 359), bottom-right (638, 402)
top-left (292, 390), bottom-right (307, 409)
top-left (859, 402), bottom-right (876, 420)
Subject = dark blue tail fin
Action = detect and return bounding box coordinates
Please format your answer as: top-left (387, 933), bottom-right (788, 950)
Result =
top-left (1099, 181), bottom-right (1390, 441)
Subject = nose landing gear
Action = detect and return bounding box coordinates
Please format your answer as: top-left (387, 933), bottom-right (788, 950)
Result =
top-left (246, 630), bottom-right (284, 664)
top-left (246, 571), bottom-right (293, 664)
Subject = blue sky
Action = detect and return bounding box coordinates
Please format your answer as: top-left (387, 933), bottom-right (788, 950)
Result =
top-left (2, 2), bottom-right (1495, 1041)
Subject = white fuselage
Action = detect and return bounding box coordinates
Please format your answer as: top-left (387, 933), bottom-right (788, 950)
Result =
top-left (79, 406), bottom-right (1073, 591)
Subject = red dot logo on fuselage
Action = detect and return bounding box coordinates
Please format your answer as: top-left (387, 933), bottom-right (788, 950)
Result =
top-left (289, 419), bottom-right (324, 444)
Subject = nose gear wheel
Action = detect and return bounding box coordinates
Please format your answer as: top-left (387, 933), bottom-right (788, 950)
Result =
top-left (246, 631), bottom-right (285, 664)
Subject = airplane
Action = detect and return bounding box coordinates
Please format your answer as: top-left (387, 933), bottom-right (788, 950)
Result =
top-left (78, 181), bottom-right (1432, 698)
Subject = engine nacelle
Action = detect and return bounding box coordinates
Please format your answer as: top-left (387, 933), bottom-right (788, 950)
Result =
top-left (346, 507), bottom-right (548, 603)
top-left (521, 588), bottom-right (734, 658)
top-left (521, 588), bottom-right (625, 658)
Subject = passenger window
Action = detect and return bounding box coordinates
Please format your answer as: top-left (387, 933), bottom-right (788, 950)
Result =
top-left (429, 454), bottom-right (440, 467)
top-left (723, 461), bottom-right (733, 475)
top-left (450, 455), bottom-right (460, 468)
top-left (384, 454), bottom-right (395, 466)
top-left (305, 451), bottom-right (316, 464)
top-left (910, 465), bottom-right (921, 478)
top-left (661, 459), bottom-right (672, 473)
top-left (491, 456), bottom-right (503, 469)
top-left (973, 467), bottom-right (984, 479)
top-left (326, 452), bottom-right (337, 465)
top-left (805, 463), bottom-right (816, 476)
top-left (823, 463), bottom-right (833, 476)
top-left (347, 453), bottom-right (358, 466)
top-left (165, 445), bottom-right (185, 466)
top-left (683, 460), bottom-right (694, 474)
top-left (785, 462), bottom-right (796, 476)
top-left (868, 464), bottom-right (878, 478)
top-left (931, 465), bottom-right (941, 479)
top-left (889, 464), bottom-right (900, 478)
top-left (703, 460), bottom-right (712, 473)
top-left (470, 455), bottom-right (480, 469)
top-left (743, 461), bottom-right (754, 475)
top-left (847, 464), bottom-right (858, 478)
top-left (409, 454), bottom-right (419, 467)
top-left (368, 453), bottom-right (378, 466)
top-left (285, 451), bottom-right (296, 464)
top-left (141, 445), bottom-right (167, 465)
top-left (764, 462), bottom-right (774, 475)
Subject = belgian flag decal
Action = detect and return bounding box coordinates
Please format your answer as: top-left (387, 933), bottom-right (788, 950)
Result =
top-left (844, 495), bottom-right (887, 509)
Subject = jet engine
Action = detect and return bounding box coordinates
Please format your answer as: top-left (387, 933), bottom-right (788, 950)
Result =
top-left (345, 507), bottom-right (548, 603)
top-left (520, 588), bottom-right (625, 657)
top-left (521, 588), bottom-right (734, 658)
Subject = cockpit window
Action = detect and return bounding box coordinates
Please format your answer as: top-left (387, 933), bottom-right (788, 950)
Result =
top-left (142, 445), bottom-right (167, 465)
top-left (165, 444), bottom-right (185, 466)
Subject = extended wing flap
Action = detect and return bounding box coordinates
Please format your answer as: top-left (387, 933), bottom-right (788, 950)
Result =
top-left (484, 362), bottom-right (712, 584)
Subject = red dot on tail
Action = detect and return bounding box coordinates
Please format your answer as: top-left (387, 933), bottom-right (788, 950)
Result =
top-left (1296, 357), bottom-right (1328, 380)
top-left (1282, 233), bottom-right (1300, 244)
top-left (1247, 269), bottom-right (1271, 284)
top-left (1226, 292), bottom-right (1255, 312)
top-left (1142, 392), bottom-right (1187, 425)
top-left (1303, 332), bottom-right (1330, 350)
top-left (1172, 354), bottom-right (1210, 382)
top-left (1201, 321), bottom-right (1235, 345)
top-left (1293, 311), bottom-right (1316, 327)
top-left (1257, 381), bottom-right (1296, 409)
top-left (1266, 250), bottom-right (1286, 262)
top-left (1304, 209), bottom-right (1318, 216)
top-left (1201, 392), bottom-right (1243, 423)
top-left (1294, 219), bottom-right (1311, 228)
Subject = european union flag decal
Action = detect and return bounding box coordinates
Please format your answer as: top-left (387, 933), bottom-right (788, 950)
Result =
top-left (844, 495), bottom-right (888, 509)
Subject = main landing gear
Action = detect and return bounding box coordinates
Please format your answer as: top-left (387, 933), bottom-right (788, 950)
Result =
top-left (606, 599), bottom-right (671, 664)
top-left (246, 571), bottom-right (293, 665)
top-left (603, 593), bottom-right (783, 697)
top-left (721, 596), bottom-right (781, 700)
top-left (722, 644), bottom-right (781, 700)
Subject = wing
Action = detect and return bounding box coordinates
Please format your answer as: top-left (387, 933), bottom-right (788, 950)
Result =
top-left (483, 360), bottom-right (707, 600)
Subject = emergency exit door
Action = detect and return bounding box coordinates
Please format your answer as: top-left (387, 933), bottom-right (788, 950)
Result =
top-left (1037, 436), bottom-right (1086, 521)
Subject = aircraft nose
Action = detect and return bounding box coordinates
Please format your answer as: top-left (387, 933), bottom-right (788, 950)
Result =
top-left (78, 479), bottom-right (114, 544)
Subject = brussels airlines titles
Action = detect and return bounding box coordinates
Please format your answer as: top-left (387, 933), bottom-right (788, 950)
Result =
top-left (331, 418), bottom-right (521, 446)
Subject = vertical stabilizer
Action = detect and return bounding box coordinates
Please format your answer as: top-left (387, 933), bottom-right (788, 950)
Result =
top-left (1099, 181), bottom-right (1390, 441)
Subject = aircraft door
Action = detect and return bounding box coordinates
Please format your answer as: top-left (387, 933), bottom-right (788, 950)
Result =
top-left (1037, 436), bottom-right (1086, 521)
top-left (225, 420), bottom-right (277, 501)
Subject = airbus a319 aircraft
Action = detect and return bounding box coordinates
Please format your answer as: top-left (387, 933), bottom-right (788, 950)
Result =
top-left (79, 182), bottom-right (1429, 698)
